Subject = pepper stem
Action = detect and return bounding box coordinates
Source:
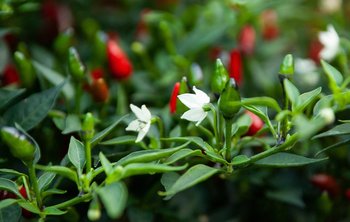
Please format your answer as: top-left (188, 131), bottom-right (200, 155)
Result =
top-left (85, 140), bottom-right (92, 173)
top-left (28, 162), bottom-right (42, 208)
top-left (224, 118), bottom-right (233, 161)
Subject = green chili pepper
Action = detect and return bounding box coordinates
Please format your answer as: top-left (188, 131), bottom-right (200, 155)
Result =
top-left (82, 112), bottom-right (95, 141)
top-left (211, 59), bottom-right (229, 94)
top-left (1, 127), bottom-right (35, 163)
top-left (218, 78), bottom-right (241, 119)
top-left (14, 51), bottom-right (35, 88)
top-left (279, 54), bottom-right (294, 76)
top-left (68, 47), bottom-right (85, 81)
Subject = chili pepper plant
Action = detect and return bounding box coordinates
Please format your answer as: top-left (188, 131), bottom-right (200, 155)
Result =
top-left (1, 0), bottom-right (350, 221)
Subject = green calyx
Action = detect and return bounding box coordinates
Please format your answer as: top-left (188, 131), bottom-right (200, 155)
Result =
top-left (1, 127), bottom-right (35, 163)
top-left (82, 112), bottom-right (95, 141)
top-left (279, 54), bottom-right (294, 76)
top-left (69, 47), bottom-right (86, 81)
top-left (218, 78), bottom-right (241, 119)
top-left (211, 59), bottom-right (229, 94)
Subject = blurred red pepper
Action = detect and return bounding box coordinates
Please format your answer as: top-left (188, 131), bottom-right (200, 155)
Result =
top-left (107, 38), bottom-right (133, 80)
top-left (2, 64), bottom-right (20, 86)
top-left (245, 111), bottom-right (264, 136)
top-left (308, 39), bottom-right (323, 64)
top-left (169, 82), bottom-right (180, 114)
top-left (229, 49), bottom-right (243, 86)
top-left (91, 68), bottom-right (104, 80)
top-left (238, 25), bottom-right (256, 56)
top-left (311, 173), bottom-right (339, 197)
top-left (0, 186), bottom-right (32, 218)
top-left (260, 10), bottom-right (279, 41)
top-left (90, 78), bottom-right (110, 103)
top-left (345, 188), bottom-right (350, 200)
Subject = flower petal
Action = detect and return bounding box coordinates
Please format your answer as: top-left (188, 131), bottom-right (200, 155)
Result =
top-left (125, 120), bottom-right (140, 132)
top-left (135, 122), bottom-right (150, 143)
top-left (192, 86), bottom-right (210, 104)
top-left (141, 105), bottom-right (152, 121)
top-left (178, 93), bottom-right (203, 109)
top-left (180, 108), bottom-right (207, 123)
top-left (130, 104), bottom-right (145, 121)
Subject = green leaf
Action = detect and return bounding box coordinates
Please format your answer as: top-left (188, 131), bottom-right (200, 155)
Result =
top-left (62, 114), bottom-right (81, 134)
top-left (163, 149), bottom-right (202, 165)
top-left (100, 135), bottom-right (137, 145)
top-left (0, 88), bottom-right (25, 110)
top-left (161, 137), bottom-right (227, 164)
top-left (315, 139), bottom-right (350, 157)
top-left (38, 172), bottom-right (56, 191)
top-left (231, 155), bottom-right (250, 165)
top-left (160, 172), bottom-right (180, 200)
top-left (97, 182), bottom-right (128, 219)
top-left (0, 168), bottom-right (26, 177)
top-left (44, 206), bottom-right (67, 215)
top-left (42, 188), bottom-right (66, 198)
top-left (4, 83), bottom-right (64, 131)
top-left (266, 189), bottom-right (304, 208)
top-left (296, 87), bottom-right (322, 112)
top-left (122, 163), bottom-right (187, 179)
top-left (241, 97), bottom-right (281, 112)
top-left (313, 95), bottom-right (333, 115)
top-left (35, 165), bottom-right (78, 183)
top-left (0, 178), bottom-right (23, 199)
top-left (0, 199), bottom-right (19, 210)
top-left (313, 123), bottom-right (350, 139)
top-left (99, 152), bottom-right (113, 175)
top-left (116, 143), bottom-right (189, 166)
top-left (91, 115), bottom-right (127, 147)
top-left (33, 61), bottom-right (74, 100)
top-left (18, 200), bottom-right (41, 214)
top-left (284, 79), bottom-right (300, 109)
top-left (0, 204), bottom-right (21, 222)
top-left (254, 153), bottom-right (327, 167)
top-left (159, 164), bottom-right (219, 198)
top-left (68, 137), bottom-right (85, 175)
top-left (321, 60), bottom-right (343, 88)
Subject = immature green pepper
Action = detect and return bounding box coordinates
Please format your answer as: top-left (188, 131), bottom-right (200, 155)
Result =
top-left (279, 54), bottom-right (294, 77)
top-left (82, 112), bottom-right (95, 141)
top-left (218, 78), bottom-right (241, 119)
top-left (1, 127), bottom-right (35, 163)
top-left (69, 47), bottom-right (86, 81)
top-left (211, 59), bottom-right (229, 94)
top-left (14, 51), bottom-right (35, 88)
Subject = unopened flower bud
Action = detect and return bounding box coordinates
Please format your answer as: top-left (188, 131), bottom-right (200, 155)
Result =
top-left (82, 113), bottom-right (95, 141)
top-left (218, 78), bottom-right (241, 119)
top-left (279, 54), bottom-right (294, 76)
top-left (68, 47), bottom-right (85, 81)
top-left (319, 108), bottom-right (335, 124)
top-left (211, 59), bottom-right (229, 94)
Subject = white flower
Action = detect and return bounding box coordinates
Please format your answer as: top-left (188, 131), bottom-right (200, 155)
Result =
top-left (295, 58), bottom-right (319, 85)
top-left (318, 25), bottom-right (339, 61)
top-left (177, 86), bottom-right (210, 126)
top-left (319, 108), bottom-right (335, 124)
top-left (126, 104), bottom-right (152, 142)
top-left (320, 0), bottom-right (342, 14)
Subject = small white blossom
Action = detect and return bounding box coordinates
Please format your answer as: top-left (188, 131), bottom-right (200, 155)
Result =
top-left (319, 108), bottom-right (335, 124)
top-left (177, 86), bottom-right (210, 126)
top-left (295, 58), bottom-right (319, 85)
top-left (126, 104), bottom-right (152, 142)
top-left (319, 25), bottom-right (339, 61)
top-left (320, 0), bottom-right (342, 14)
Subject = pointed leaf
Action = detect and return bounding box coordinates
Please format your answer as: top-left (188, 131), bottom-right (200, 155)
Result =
top-left (44, 206), bottom-right (67, 215)
top-left (321, 60), bottom-right (343, 87)
top-left (0, 204), bottom-right (21, 222)
top-left (68, 137), bottom-right (85, 174)
top-left (0, 169), bottom-right (26, 177)
top-left (254, 153), bottom-right (327, 167)
top-left (159, 164), bottom-right (219, 198)
top-left (91, 115), bottom-right (127, 147)
top-left (0, 199), bottom-right (19, 210)
top-left (99, 152), bottom-right (113, 175)
top-left (38, 172), bottom-right (56, 191)
top-left (241, 97), bottom-right (281, 112)
top-left (296, 87), bottom-right (322, 112)
top-left (0, 88), bottom-right (25, 110)
top-left (0, 178), bottom-right (23, 199)
top-left (163, 149), bottom-right (202, 165)
top-left (122, 163), bottom-right (187, 179)
top-left (35, 165), bottom-right (77, 183)
top-left (62, 114), bottom-right (81, 134)
top-left (313, 123), bottom-right (350, 139)
top-left (100, 135), bottom-right (137, 145)
top-left (33, 61), bottom-right (74, 99)
top-left (97, 182), bottom-right (128, 219)
top-left (284, 79), bottom-right (300, 109)
top-left (4, 83), bottom-right (64, 130)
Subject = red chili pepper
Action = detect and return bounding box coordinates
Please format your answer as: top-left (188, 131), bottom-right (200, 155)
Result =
top-left (308, 39), bottom-right (323, 64)
top-left (2, 64), bottom-right (20, 86)
top-left (245, 111), bottom-right (264, 136)
top-left (260, 10), bottom-right (279, 41)
top-left (91, 68), bottom-right (104, 80)
top-left (229, 49), bottom-right (243, 86)
top-left (238, 25), bottom-right (256, 56)
top-left (107, 38), bottom-right (133, 80)
top-left (169, 82), bottom-right (180, 114)
top-left (209, 46), bottom-right (222, 61)
top-left (310, 173), bottom-right (339, 197)
top-left (345, 188), bottom-right (350, 200)
top-left (90, 78), bottom-right (110, 103)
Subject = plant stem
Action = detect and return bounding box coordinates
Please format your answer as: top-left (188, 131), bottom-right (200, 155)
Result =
top-left (225, 118), bottom-right (233, 161)
top-left (208, 104), bottom-right (220, 149)
top-left (51, 193), bottom-right (92, 209)
top-left (74, 82), bottom-right (83, 114)
top-left (116, 83), bottom-right (127, 115)
top-left (85, 140), bottom-right (92, 173)
top-left (278, 76), bottom-right (289, 144)
top-left (28, 163), bottom-right (42, 208)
